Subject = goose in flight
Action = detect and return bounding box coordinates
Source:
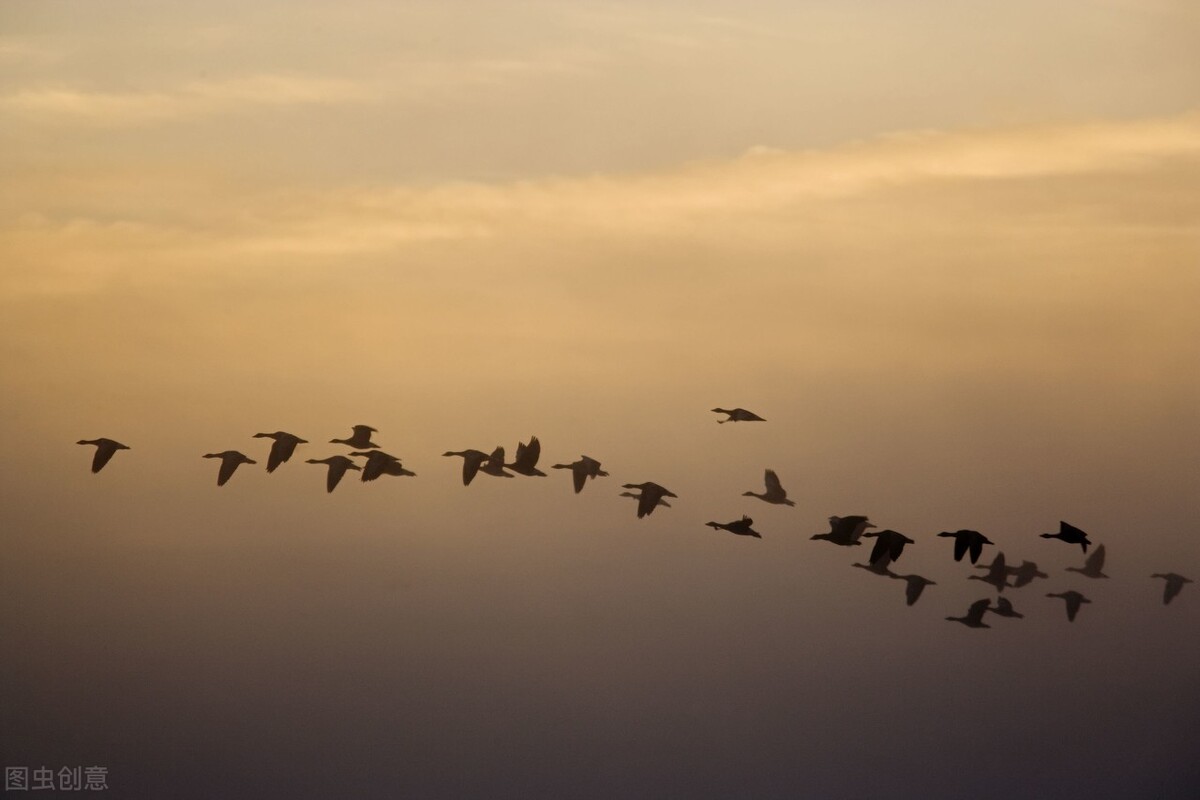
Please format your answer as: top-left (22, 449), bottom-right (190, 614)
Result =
top-left (77, 438), bottom-right (129, 473)
top-left (742, 469), bottom-right (795, 506)
top-left (937, 530), bottom-right (993, 564)
top-left (350, 450), bottom-right (415, 481)
top-left (330, 425), bottom-right (379, 449)
top-left (1151, 573), bottom-right (1192, 605)
top-left (946, 598), bottom-right (992, 628)
top-left (988, 597), bottom-right (1024, 619)
top-left (621, 482), bottom-right (677, 518)
top-left (619, 491), bottom-right (671, 509)
top-left (253, 431), bottom-right (307, 473)
top-left (443, 449), bottom-right (492, 486)
top-left (479, 447), bottom-right (513, 478)
top-left (1009, 560), bottom-right (1049, 589)
top-left (1046, 590), bottom-right (1091, 622)
top-left (506, 436), bottom-right (547, 476)
top-left (852, 560), bottom-right (893, 576)
top-left (705, 516), bottom-right (762, 538)
top-left (1040, 521), bottom-right (1091, 553)
top-left (969, 552), bottom-right (1010, 593)
top-left (890, 573), bottom-right (936, 606)
top-left (1065, 544), bottom-right (1109, 579)
top-left (712, 407), bottom-right (766, 424)
top-left (203, 450), bottom-right (256, 486)
top-left (552, 455), bottom-right (609, 494)
top-left (306, 455), bottom-right (362, 493)
top-left (863, 529), bottom-right (914, 566)
top-left (811, 515), bottom-right (874, 547)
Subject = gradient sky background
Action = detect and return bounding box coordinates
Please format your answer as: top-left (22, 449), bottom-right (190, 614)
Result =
top-left (2, 1), bottom-right (1199, 797)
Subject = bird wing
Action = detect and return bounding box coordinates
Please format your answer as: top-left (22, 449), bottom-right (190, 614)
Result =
top-left (966, 599), bottom-right (991, 623)
top-left (217, 456), bottom-right (239, 486)
top-left (1087, 545), bottom-right (1106, 572)
top-left (969, 537), bottom-right (984, 564)
top-left (571, 463), bottom-right (586, 494)
top-left (953, 537), bottom-right (969, 562)
top-left (868, 537), bottom-right (890, 566)
top-left (462, 455), bottom-right (483, 485)
top-left (266, 439), bottom-right (288, 472)
top-left (91, 443), bottom-right (117, 473)
top-left (525, 437), bottom-right (541, 467)
top-left (764, 469), bottom-right (783, 493)
top-left (904, 578), bottom-right (927, 606)
top-left (636, 492), bottom-right (656, 518)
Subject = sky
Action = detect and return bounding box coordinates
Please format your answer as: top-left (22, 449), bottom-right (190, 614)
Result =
top-left (1, 1), bottom-right (1199, 797)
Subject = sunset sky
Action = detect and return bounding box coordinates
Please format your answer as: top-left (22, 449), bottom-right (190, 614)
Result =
top-left (2, 2), bottom-right (1198, 797)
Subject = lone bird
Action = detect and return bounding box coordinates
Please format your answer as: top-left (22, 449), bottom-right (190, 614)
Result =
top-left (621, 482), bottom-right (677, 518)
top-left (969, 552), bottom-right (1010, 593)
top-left (863, 529), bottom-right (915, 566)
top-left (351, 450), bottom-right (415, 481)
top-left (506, 437), bottom-right (547, 477)
top-left (1065, 544), bottom-right (1109, 579)
top-left (479, 447), bottom-right (513, 478)
top-left (330, 425), bottom-right (379, 449)
top-left (989, 597), bottom-right (1024, 619)
top-left (811, 515), bottom-right (874, 547)
top-left (253, 431), bottom-right (307, 473)
top-left (620, 491), bottom-right (671, 509)
top-left (938, 529), bottom-right (993, 564)
top-left (1040, 521), bottom-right (1091, 553)
top-left (742, 469), bottom-right (795, 506)
top-left (705, 516), bottom-right (762, 538)
top-left (306, 455), bottom-right (362, 493)
top-left (946, 598), bottom-right (992, 628)
top-left (443, 449), bottom-right (492, 486)
top-left (1046, 590), bottom-right (1091, 622)
top-left (552, 455), bottom-right (609, 494)
top-left (203, 450), bottom-right (256, 486)
top-left (77, 438), bottom-right (129, 473)
top-left (1009, 560), bottom-right (1049, 589)
top-left (891, 573), bottom-right (936, 606)
top-left (1151, 573), bottom-right (1192, 605)
top-left (712, 407), bottom-right (766, 424)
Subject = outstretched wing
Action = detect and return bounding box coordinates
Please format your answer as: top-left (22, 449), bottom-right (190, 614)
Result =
top-left (764, 469), bottom-right (783, 494)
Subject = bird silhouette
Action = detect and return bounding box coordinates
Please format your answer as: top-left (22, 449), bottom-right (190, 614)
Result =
top-left (506, 436), bottom-right (547, 476)
top-left (552, 455), bottom-right (609, 493)
top-left (203, 451), bottom-right (255, 486)
top-left (712, 407), bottom-right (766, 423)
top-left (852, 560), bottom-right (894, 576)
top-left (1065, 544), bottom-right (1109, 578)
top-left (77, 438), bottom-right (129, 473)
top-left (705, 516), bottom-right (762, 538)
top-left (619, 491), bottom-right (671, 509)
top-left (890, 573), bottom-right (936, 606)
top-left (1151, 573), bottom-right (1192, 605)
top-left (742, 469), bottom-right (795, 506)
top-left (938, 530), bottom-right (993, 564)
top-left (968, 552), bottom-right (1010, 593)
top-left (1008, 560), bottom-right (1049, 589)
top-left (1046, 590), bottom-right (1091, 622)
top-left (988, 597), bottom-right (1024, 619)
top-left (479, 447), bottom-right (513, 478)
top-left (306, 455), bottom-right (362, 493)
top-left (350, 450), bottom-right (414, 481)
top-left (946, 598), bottom-right (992, 628)
top-left (863, 529), bottom-right (914, 566)
top-left (1040, 521), bottom-right (1091, 553)
top-left (811, 515), bottom-right (874, 547)
top-left (253, 431), bottom-right (307, 473)
top-left (443, 449), bottom-right (492, 486)
top-left (621, 482), bottom-right (677, 518)
top-left (330, 425), bottom-right (379, 449)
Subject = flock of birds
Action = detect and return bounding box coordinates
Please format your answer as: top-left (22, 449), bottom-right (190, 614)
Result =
top-left (77, 406), bottom-right (1193, 623)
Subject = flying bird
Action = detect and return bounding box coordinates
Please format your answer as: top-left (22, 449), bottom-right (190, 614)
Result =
top-left (443, 449), bottom-right (492, 486)
top-left (1040, 521), bottom-right (1091, 553)
top-left (506, 436), bottom-right (547, 476)
top-left (479, 447), bottom-right (513, 478)
top-left (621, 482), bottom-right (677, 518)
top-left (988, 597), bottom-right (1024, 619)
top-left (742, 469), bottom-right (795, 506)
top-left (1046, 590), bottom-right (1091, 622)
top-left (705, 516), bottom-right (762, 538)
top-left (1008, 560), bottom-right (1049, 589)
top-left (619, 491), bottom-right (671, 509)
top-left (350, 450), bottom-right (414, 481)
top-left (852, 560), bottom-right (894, 577)
top-left (552, 455), bottom-right (609, 494)
top-left (330, 425), bottom-right (379, 449)
top-left (712, 407), bottom-right (766, 423)
top-left (253, 431), bottom-right (307, 473)
top-left (863, 529), bottom-right (915, 566)
top-left (1151, 573), bottom-right (1192, 605)
top-left (890, 573), bottom-right (936, 606)
top-left (306, 455), bottom-right (361, 493)
top-left (946, 598), bottom-right (992, 628)
top-left (938, 530), bottom-right (993, 564)
top-left (77, 438), bottom-right (129, 473)
top-left (203, 450), bottom-right (256, 486)
top-left (811, 515), bottom-right (874, 547)
top-left (1065, 544), bottom-right (1109, 579)
top-left (968, 552), bottom-right (1010, 593)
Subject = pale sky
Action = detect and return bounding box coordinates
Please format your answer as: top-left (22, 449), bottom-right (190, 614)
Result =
top-left (2, 2), bottom-right (1198, 798)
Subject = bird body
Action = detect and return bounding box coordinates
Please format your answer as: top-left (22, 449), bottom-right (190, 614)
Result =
top-left (705, 516), bottom-right (762, 538)
top-left (552, 455), bottom-right (609, 493)
top-left (938, 530), bottom-right (993, 564)
top-left (946, 599), bottom-right (992, 628)
top-left (712, 407), bottom-right (766, 423)
top-left (306, 455), bottom-right (361, 492)
top-left (1151, 573), bottom-right (1192, 605)
top-left (743, 469), bottom-right (795, 506)
top-left (253, 431), bottom-right (307, 472)
top-left (330, 425), bottom-right (379, 449)
top-left (811, 515), bottom-right (874, 546)
top-left (77, 438), bottom-right (130, 473)
top-left (1047, 590), bottom-right (1091, 622)
top-left (507, 436), bottom-right (547, 476)
top-left (1065, 544), bottom-right (1109, 578)
top-left (621, 482), bottom-right (677, 518)
top-left (443, 449), bottom-right (492, 486)
top-left (1040, 521), bottom-right (1092, 553)
top-left (203, 450), bottom-right (256, 486)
